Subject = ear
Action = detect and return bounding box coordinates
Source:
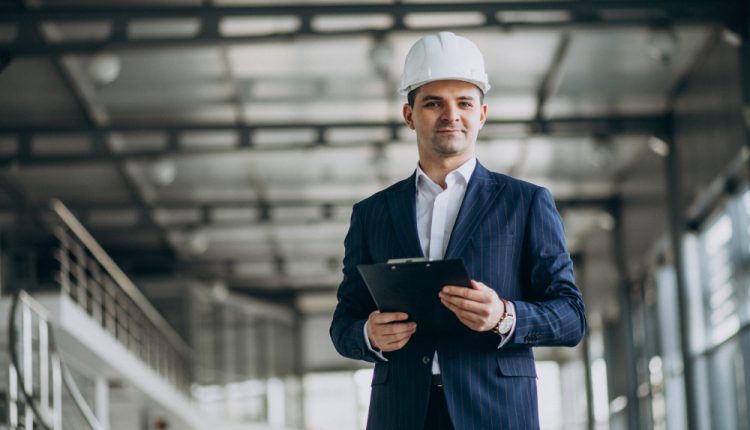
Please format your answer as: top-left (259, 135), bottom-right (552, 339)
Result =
top-left (402, 103), bottom-right (415, 130)
top-left (479, 103), bottom-right (487, 129)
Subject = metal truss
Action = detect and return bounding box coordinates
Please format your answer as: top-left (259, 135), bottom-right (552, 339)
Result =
top-left (0, 115), bottom-right (669, 167)
top-left (51, 196), bottom-right (616, 237)
top-left (0, 1), bottom-right (736, 57)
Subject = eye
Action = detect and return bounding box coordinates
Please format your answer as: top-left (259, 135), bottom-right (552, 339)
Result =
top-left (459, 101), bottom-right (474, 108)
top-left (423, 101), bottom-right (440, 108)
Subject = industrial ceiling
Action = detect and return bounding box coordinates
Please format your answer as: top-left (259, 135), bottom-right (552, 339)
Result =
top-left (0, 0), bottom-right (736, 314)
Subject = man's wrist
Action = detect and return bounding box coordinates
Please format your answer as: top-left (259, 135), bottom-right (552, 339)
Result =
top-left (365, 321), bottom-right (379, 350)
top-left (363, 320), bottom-right (388, 361)
top-left (369, 336), bottom-right (381, 351)
top-left (492, 299), bottom-right (515, 336)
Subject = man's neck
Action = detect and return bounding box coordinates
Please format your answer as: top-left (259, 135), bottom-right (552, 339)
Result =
top-left (418, 154), bottom-right (473, 189)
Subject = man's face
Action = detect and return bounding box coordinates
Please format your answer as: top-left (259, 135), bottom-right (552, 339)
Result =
top-left (403, 80), bottom-right (487, 160)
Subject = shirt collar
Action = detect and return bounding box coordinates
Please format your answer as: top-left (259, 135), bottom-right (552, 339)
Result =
top-left (415, 156), bottom-right (477, 190)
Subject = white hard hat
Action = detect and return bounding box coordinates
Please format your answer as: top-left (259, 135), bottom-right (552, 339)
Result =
top-left (398, 31), bottom-right (490, 95)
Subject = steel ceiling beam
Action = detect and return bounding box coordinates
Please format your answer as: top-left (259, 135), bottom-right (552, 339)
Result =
top-left (28, 195), bottom-right (617, 211)
top-left (0, 115), bottom-right (670, 167)
top-left (0, 1), bottom-right (735, 57)
top-left (0, 115), bottom-right (668, 134)
top-left (3, 1), bottom-right (727, 21)
top-left (534, 33), bottom-right (571, 130)
top-left (61, 195), bottom-right (617, 230)
top-left (508, 31), bottom-right (572, 177)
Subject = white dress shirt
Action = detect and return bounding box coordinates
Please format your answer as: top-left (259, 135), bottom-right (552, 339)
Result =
top-left (364, 157), bottom-right (515, 373)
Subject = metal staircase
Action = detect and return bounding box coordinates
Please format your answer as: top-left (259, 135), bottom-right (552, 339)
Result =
top-left (0, 200), bottom-right (293, 430)
top-left (1, 199), bottom-right (194, 429)
top-left (5, 290), bottom-right (103, 430)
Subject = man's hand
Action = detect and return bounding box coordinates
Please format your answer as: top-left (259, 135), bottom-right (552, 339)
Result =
top-left (439, 280), bottom-right (503, 332)
top-left (367, 311), bottom-right (417, 352)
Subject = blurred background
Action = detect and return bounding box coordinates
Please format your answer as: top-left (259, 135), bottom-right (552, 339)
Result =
top-left (0, 1), bottom-right (748, 429)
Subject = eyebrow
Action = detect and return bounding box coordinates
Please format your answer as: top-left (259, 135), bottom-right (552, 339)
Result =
top-left (419, 95), bottom-right (478, 102)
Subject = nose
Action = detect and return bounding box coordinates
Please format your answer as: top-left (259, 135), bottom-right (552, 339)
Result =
top-left (440, 104), bottom-right (460, 123)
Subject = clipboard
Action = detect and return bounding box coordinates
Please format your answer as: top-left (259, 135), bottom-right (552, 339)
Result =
top-left (357, 259), bottom-right (472, 334)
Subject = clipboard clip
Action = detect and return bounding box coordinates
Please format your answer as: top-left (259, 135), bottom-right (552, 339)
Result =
top-left (386, 257), bottom-right (429, 264)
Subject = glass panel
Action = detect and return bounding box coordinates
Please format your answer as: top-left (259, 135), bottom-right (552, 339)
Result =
top-left (709, 339), bottom-right (741, 429)
top-left (700, 214), bottom-right (739, 347)
top-left (693, 190), bottom-right (750, 429)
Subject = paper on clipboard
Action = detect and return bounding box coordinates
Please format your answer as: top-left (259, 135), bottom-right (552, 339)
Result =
top-left (356, 258), bottom-right (472, 334)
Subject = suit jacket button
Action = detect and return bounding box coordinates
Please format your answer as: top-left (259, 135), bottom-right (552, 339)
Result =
top-left (422, 356), bottom-right (431, 364)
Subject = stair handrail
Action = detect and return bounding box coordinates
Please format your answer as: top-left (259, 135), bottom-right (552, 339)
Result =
top-left (47, 198), bottom-right (192, 392)
top-left (7, 289), bottom-right (104, 430)
top-left (49, 198), bottom-right (191, 358)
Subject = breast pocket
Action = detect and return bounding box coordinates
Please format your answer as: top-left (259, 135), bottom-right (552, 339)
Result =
top-left (466, 233), bottom-right (518, 290)
top-left (471, 233), bottom-right (516, 251)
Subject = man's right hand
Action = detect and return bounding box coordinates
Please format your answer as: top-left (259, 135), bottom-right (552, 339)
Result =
top-left (367, 311), bottom-right (417, 352)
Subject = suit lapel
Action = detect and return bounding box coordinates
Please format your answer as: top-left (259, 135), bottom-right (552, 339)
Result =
top-left (386, 172), bottom-right (424, 258)
top-left (444, 162), bottom-right (505, 258)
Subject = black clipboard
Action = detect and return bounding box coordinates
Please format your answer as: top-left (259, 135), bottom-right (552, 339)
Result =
top-left (357, 259), bottom-right (472, 334)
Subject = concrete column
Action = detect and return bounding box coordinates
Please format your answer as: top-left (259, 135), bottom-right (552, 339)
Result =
top-left (663, 125), bottom-right (698, 430)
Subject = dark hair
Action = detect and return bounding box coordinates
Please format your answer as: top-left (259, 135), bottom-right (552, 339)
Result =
top-left (407, 89), bottom-right (419, 108)
top-left (407, 84), bottom-right (485, 108)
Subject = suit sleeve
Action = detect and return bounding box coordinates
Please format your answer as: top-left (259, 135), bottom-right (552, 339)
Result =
top-left (329, 203), bottom-right (384, 363)
top-left (508, 187), bottom-right (587, 347)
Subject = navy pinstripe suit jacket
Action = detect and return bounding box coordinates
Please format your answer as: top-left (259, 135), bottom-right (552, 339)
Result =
top-left (330, 161), bottom-right (586, 430)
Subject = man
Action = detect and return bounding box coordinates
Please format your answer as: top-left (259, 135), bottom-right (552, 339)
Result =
top-left (330, 32), bottom-right (586, 430)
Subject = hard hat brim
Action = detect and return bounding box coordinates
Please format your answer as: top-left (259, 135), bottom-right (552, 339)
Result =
top-left (398, 76), bottom-right (491, 96)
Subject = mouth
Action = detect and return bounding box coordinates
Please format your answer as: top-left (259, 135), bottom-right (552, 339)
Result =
top-left (436, 129), bottom-right (463, 134)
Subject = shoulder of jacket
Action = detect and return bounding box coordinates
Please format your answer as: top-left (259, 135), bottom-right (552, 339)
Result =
top-left (354, 177), bottom-right (411, 209)
top-left (487, 171), bottom-right (543, 193)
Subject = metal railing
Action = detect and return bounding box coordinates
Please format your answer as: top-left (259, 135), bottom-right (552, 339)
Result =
top-left (47, 199), bottom-right (192, 393)
top-left (7, 290), bottom-right (103, 430)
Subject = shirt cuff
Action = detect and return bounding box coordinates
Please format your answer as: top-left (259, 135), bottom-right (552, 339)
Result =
top-left (363, 320), bottom-right (388, 361)
top-left (496, 301), bottom-right (517, 349)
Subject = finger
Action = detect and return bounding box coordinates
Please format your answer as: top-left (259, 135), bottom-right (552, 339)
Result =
top-left (379, 329), bottom-right (416, 342)
top-left (441, 298), bottom-right (485, 325)
top-left (375, 322), bottom-right (417, 336)
top-left (448, 310), bottom-right (481, 332)
top-left (470, 280), bottom-right (488, 290)
top-left (440, 285), bottom-right (487, 298)
top-left (383, 333), bottom-right (414, 351)
top-left (380, 334), bottom-right (410, 351)
top-left (442, 297), bottom-right (499, 332)
top-left (441, 286), bottom-right (492, 302)
top-left (382, 330), bottom-right (414, 346)
top-left (439, 295), bottom-right (490, 315)
top-left (371, 311), bottom-right (409, 324)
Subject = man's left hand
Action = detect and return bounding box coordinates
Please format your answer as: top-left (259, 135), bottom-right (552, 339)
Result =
top-left (439, 280), bottom-right (503, 332)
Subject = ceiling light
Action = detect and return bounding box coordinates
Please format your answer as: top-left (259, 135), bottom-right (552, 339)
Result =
top-left (722, 29), bottom-right (742, 47)
top-left (187, 232), bottom-right (209, 256)
top-left (151, 158), bottom-right (177, 187)
top-left (87, 52), bottom-right (121, 86)
top-left (369, 38), bottom-right (394, 79)
top-left (211, 280), bottom-right (229, 302)
top-left (597, 212), bottom-right (615, 231)
top-left (648, 136), bottom-right (670, 157)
